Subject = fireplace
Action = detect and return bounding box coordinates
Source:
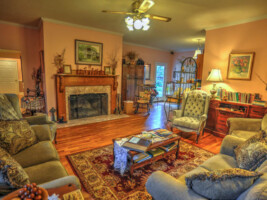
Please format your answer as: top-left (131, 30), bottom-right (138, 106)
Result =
top-left (69, 93), bottom-right (108, 120)
top-left (56, 74), bottom-right (118, 121)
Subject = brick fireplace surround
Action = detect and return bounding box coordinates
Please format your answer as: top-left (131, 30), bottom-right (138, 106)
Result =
top-left (55, 74), bottom-right (118, 121)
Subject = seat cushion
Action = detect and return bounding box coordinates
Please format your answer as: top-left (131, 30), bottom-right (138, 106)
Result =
top-left (13, 141), bottom-right (59, 168)
top-left (200, 154), bottom-right (238, 171)
top-left (0, 120), bottom-right (37, 155)
top-left (24, 161), bottom-right (68, 184)
top-left (173, 117), bottom-right (200, 130)
top-left (232, 130), bottom-right (260, 139)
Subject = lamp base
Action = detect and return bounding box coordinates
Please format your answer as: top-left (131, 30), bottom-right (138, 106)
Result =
top-left (210, 83), bottom-right (217, 99)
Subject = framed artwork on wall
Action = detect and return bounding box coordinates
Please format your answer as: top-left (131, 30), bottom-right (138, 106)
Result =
top-left (75, 40), bottom-right (103, 65)
top-left (144, 64), bottom-right (151, 80)
top-left (227, 52), bottom-right (254, 80)
top-left (63, 65), bottom-right (72, 74)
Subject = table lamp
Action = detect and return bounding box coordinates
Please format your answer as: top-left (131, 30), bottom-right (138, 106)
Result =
top-left (206, 69), bottom-right (223, 99)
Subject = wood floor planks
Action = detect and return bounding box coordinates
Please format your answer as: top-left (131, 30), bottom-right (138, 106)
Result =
top-left (55, 103), bottom-right (223, 178)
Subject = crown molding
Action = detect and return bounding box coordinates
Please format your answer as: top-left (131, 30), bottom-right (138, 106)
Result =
top-left (205, 15), bottom-right (267, 31)
top-left (41, 18), bottom-right (123, 36)
top-left (0, 20), bottom-right (38, 29)
top-left (123, 41), bottom-right (169, 52)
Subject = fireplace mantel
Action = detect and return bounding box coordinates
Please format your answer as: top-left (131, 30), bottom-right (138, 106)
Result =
top-left (55, 74), bottom-right (118, 121)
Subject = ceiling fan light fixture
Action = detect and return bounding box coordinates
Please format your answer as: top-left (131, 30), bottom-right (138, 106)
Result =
top-left (125, 17), bottom-right (134, 25)
top-left (134, 19), bottom-right (143, 29)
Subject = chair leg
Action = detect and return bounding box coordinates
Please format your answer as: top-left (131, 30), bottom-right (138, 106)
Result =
top-left (54, 131), bottom-right (58, 144)
top-left (196, 134), bottom-right (200, 144)
top-left (134, 103), bottom-right (139, 114)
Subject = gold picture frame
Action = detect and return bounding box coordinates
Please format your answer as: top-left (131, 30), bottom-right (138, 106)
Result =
top-left (104, 66), bottom-right (111, 75)
top-left (227, 52), bottom-right (254, 80)
top-left (63, 65), bottom-right (72, 74)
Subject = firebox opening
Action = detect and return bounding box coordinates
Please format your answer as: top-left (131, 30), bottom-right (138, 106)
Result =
top-left (69, 93), bottom-right (108, 120)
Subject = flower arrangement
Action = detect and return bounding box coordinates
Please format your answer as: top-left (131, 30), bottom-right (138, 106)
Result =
top-left (231, 56), bottom-right (249, 73)
top-left (53, 49), bottom-right (66, 73)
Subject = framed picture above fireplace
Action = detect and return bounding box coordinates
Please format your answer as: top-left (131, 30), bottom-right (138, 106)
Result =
top-left (75, 40), bottom-right (103, 66)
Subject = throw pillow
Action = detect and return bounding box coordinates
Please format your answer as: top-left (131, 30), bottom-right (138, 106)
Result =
top-left (0, 120), bottom-right (37, 155)
top-left (0, 147), bottom-right (30, 192)
top-left (234, 131), bottom-right (267, 171)
top-left (185, 168), bottom-right (263, 200)
top-left (0, 94), bottom-right (19, 120)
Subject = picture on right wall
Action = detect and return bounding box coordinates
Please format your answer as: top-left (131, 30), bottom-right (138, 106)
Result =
top-left (227, 52), bottom-right (254, 80)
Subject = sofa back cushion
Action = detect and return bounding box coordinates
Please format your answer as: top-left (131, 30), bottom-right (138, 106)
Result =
top-left (234, 131), bottom-right (267, 171)
top-left (186, 168), bottom-right (263, 200)
top-left (183, 92), bottom-right (206, 118)
top-left (0, 94), bottom-right (19, 120)
top-left (0, 120), bottom-right (37, 155)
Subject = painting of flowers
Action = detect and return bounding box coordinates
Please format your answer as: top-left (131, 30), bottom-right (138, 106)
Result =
top-left (227, 53), bottom-right (254, 80)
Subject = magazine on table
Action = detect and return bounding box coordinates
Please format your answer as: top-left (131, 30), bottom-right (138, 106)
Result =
top-left (122, 136), bottom-right (152, 152)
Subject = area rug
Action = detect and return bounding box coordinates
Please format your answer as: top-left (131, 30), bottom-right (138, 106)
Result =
top-left (67, 141), bottom-right (214, 200)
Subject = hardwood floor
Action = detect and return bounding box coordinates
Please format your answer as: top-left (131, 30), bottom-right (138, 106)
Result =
top-left (55, 102), bottom-right (223, 176)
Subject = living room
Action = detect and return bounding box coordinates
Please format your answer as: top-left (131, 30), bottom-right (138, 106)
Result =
top-left (0, 0), bottom-right (266, 199)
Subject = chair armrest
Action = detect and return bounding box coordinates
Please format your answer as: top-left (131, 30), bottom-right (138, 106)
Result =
top-left (146, 171), bottom-right (207, 200)
top-left (38, 176), bottom-right (81, 190)
top-left (173, 110), bottom-right (182, 118)
top-left (24, 114), bottom-right (50, 125)
top-left (199, 114), bottom-right (207, 122)
top-left (220, 135), bottom-right (246, 157)
top-left (31, 125), bottom-right (52, 141)
top-left (227, 118), bottom-right (262, 134)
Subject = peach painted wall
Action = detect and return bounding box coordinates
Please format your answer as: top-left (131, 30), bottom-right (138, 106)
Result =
top-left (123, 43), bottom-right (173, 84)
top-left (42, 21), bottom-right (123, 111)
top-left (0, 23), bottom-right (40, 93)
top-left (202, 19), bottom-right (267, 100)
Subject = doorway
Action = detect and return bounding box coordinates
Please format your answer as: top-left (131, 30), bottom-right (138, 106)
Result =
top-left (155, 63), bottom-right (167, 101)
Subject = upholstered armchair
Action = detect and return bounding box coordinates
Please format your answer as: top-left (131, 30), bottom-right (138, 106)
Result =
top-left (227, 114), bottom-right (267, 140)
top-left (3, 94), bottom-right (57, 143)
top-left (171, 90), bottom-right (210, 143)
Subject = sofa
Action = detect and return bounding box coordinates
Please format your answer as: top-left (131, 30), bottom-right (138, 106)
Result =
top-left (0, 124), bottom-right (80, 198)
top-left (146, 134), bottom-right (267, 200)
top-left (227, 114), bottom-right (267, 140)
top-left (4, 94), bottom-right (57, 142)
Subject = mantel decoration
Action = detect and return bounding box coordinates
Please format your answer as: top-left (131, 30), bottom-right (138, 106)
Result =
top-left (227, 52), bottom-right (254, 80)
top-left (107, 49), bottom-right (119, 75)
top-left (53, 49), bottom-right (66, 73)
top-left (75, 40), bottom-right (103, 65)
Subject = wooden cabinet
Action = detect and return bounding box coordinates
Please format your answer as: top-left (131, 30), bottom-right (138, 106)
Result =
top-left (121, 64), bottom-right (144, 102)
top-left (205, 99), bottom-right (267, 137)
top-left (196, 54), bottom-right (203, 80)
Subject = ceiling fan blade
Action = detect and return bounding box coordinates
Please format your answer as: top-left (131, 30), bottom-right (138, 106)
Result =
top-left (102, 10), bottom-right (135, 15)
top-left (138, 0), bottom-right (155, 13)
top-left (145, 14), bottom-right (171, 22)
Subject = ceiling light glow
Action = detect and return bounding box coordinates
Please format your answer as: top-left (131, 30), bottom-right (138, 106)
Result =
top-left (125, 17), bottom-right (150, 31)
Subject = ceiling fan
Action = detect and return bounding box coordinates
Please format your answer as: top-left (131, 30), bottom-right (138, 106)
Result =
top-left (102, 0), bottom-right (171, 31)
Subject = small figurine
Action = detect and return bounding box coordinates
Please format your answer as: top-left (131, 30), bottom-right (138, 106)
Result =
top-left (49, 107), bottom-right (56, 122)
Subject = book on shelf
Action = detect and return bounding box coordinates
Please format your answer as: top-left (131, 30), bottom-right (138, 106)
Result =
top-left (216, 88), bottom-right (261, 104)
top-left (252, 100), bottom-right (267, 107)
top-left (122, 137), bottom-right (152, 152)
top-left (147, 148), bottom-right (165, 157)
top-left (160, 141), bottom-right (178, 152)
top-left (133, 152), bottom-right (152, 163)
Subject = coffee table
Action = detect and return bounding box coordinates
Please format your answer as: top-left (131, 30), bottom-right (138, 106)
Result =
top-left (113, 131), bottom-right (181, 176)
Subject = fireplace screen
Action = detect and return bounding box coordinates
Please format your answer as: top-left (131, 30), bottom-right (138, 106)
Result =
top-left (69, 93), bottom-right (108, 120)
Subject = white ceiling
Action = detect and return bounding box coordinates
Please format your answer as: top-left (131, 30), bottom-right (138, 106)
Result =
top-left (0, 0), bottom-right (266, 51)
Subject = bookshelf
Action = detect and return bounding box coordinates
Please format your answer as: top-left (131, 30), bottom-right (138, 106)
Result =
top-left (206, 99), bottom-right (267, 137)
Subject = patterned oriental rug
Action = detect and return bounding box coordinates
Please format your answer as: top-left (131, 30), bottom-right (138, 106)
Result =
top-left (67, 141), bottom-right (214, 200)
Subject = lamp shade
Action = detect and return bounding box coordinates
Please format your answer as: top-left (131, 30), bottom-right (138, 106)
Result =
top-left (207, 69), bottom-right (223, 82)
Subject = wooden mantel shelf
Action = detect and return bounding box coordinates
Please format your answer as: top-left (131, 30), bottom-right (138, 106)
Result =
top-left (55, 74), bottom-right (118, 121)
top-left (55, 74), bottom-right (119, 78)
